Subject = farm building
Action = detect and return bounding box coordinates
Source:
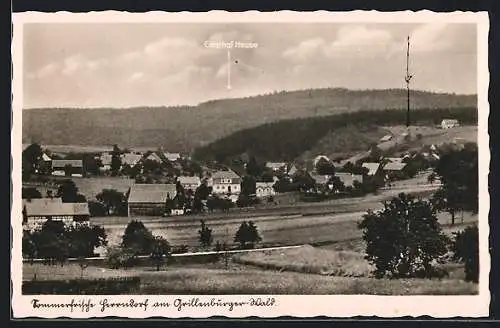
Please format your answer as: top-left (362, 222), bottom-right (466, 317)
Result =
top-left (255, 182), bottom-right (276, 198)
top-left (23, 198), bottom-right (90, 230)
top-left (441, 119), bottom-right (460, 129)
top-left (127, 184), bottom-right (177, 217)
top-left (51, 159), bottom-right (85, 177)
top-left (334, 172), bottom-right (363, 188)
top-left (362, 162), bottom-right (381, 176)
top-left (177, 176), bottom-right (201, 192)
top-left (210, 170), bottom-right (241, 202)
top-left (382, 162), bottom-right (408, 181)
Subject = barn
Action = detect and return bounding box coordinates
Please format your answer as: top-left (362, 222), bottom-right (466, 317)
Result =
top-left (127, 184), bottom-right (177, 217)
top-left (23, 198), bottom-right (90, 230)
top-left (51, 159), bottom-right (85, 177)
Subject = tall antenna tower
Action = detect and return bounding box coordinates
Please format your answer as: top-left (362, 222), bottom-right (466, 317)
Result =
top-left (405, 36), bottom-right (413, 128)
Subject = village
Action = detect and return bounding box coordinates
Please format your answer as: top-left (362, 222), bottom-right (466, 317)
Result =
top-left (21, 118), bottom-right (464, 232)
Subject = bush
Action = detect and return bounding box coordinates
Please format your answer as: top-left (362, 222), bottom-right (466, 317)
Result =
top-left (106, 246), bottom-right (138, 269)
top-left (22, 277), bottom-right (141, 295)
top-left (121, 220), bottom-right (155, 255)
top-left (234, 221), bottom-right (262, 249)
top-left (452, 226), bottom-right (479, 283)
top-left (358, 193), bottom-right (449, 279)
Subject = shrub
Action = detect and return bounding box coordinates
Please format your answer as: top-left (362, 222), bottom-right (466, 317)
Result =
top-left (121, 220), bottom-right (155, 255)
top-left (106, 246), bottom-right (138, 269)
top-left (234, 221), bottom-right (262, 249)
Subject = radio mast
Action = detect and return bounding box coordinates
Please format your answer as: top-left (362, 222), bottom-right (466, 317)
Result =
top-left (405, 36), bottom-right (413, 128)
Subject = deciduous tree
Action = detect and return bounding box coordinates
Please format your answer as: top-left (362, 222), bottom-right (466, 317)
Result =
top-left (358, 193), bottom-right (449, 279)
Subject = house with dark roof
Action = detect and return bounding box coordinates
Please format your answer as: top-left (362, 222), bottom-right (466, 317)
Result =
top-left (382, 162), bottom-right (408, 181)
top-left (23, 198), bottom-right (89, 230)
top-left (127, 183), bottom-right (177, 217)
top-left (51, 159), bottom-right (85, 177)
top-left (210, 170), bottom-right (241, 202)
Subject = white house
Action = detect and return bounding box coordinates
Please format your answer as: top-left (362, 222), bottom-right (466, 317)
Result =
top-left (211, 169), bottom-right (241, 202)
top-left (441, 119), bottom-right (460, 129)
top-left (255, 182), bottom-right (276, 198)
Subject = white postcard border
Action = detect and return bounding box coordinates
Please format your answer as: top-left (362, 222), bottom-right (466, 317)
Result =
top-left (11, 10), bottom-right (491, 318)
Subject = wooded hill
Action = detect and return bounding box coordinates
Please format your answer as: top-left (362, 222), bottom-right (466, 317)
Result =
top-left (191, 107), bottom-right (477, 163)
top-left (23, 88), bottom-right (476, 152)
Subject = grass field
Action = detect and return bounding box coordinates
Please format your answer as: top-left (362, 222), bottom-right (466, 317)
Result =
top-left (233, 245), bottom-right (372, 277)
top-left (23, 260), bottom-right (477, 295)
top-left (138, 268), bottom-right (478, 295)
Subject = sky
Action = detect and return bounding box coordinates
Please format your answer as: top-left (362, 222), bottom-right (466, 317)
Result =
top-left (22, 22), bottom-right (477, 108)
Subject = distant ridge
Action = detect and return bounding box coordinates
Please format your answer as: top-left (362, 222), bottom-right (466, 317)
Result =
top-left (23, 88), bottom-right (477, 152)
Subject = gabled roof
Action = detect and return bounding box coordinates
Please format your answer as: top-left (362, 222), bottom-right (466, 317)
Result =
top-left (383, 162), bottom-right (407, 171)
top-left (23, 198), bottom-right (62, 208)
top-left (362, 162), bottom-right (381, 176)
top-left (52, 159), bottom-right (83, 168)
top-left (121, 153), bottom-right (143, 166)
top-left (128, 184), bottom-right (177, 204)
top-left (442, 119), bottom-right (459, 123)
top-left (164, 152), bottom-right (181, 161)
top-left (41, 153), bottom-right (52, 162)
top-left (212, 169), bottom-right (240, 180)
top-left (256, 182), bottom-right (275, 189)
top-left (24, 201), bottom-right (89, 217)
top-left (144, 152), bottom-right (163, 162)
top-left (177, 176), bottom-right (201, 185)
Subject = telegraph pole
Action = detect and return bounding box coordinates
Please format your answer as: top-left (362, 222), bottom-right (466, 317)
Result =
top-left (405, 36), bottom-right (413, 128)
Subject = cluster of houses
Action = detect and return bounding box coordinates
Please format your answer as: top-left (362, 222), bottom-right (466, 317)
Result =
top-left (24, 120), bottom-right (461, 230)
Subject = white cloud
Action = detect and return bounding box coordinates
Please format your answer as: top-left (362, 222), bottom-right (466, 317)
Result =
top-left (410, 24), bottom-right (453, 52)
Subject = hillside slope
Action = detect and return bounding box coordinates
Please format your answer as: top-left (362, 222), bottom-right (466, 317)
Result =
top-left (192, 107), bottom-right (477, 163)
top-left (22, 88), bottom-right (476, 152)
